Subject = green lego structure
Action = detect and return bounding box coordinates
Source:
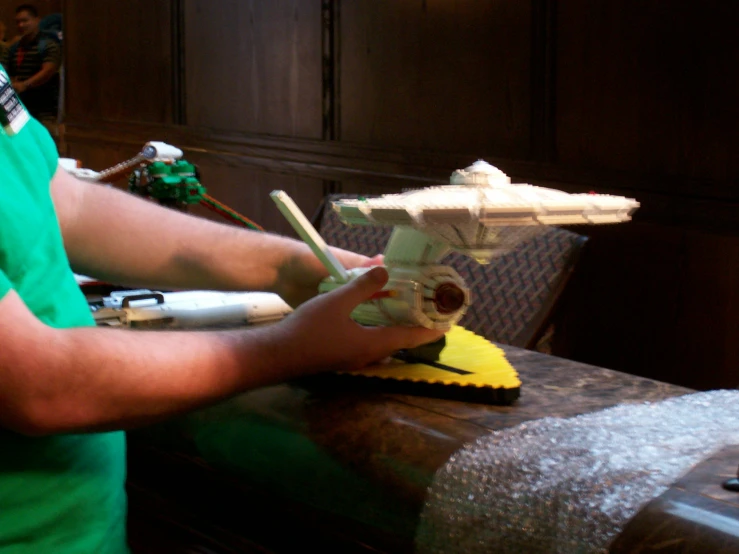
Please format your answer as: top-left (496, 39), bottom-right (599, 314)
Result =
top-left (129, 160), bottom-right (207, 209)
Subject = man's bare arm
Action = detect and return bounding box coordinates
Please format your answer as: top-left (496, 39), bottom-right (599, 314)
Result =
top-left (0, 267), bottom-right (444, 437)
top-left (51, 168), bottom-right (366, 306)
top-left (13, 61), bottom-right (57, 93)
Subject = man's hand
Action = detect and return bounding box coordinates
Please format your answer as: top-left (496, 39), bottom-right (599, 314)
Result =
top-left (11, 80), bottom-right (27, 93)
top-left (273, 241), bottom-right (384, 307)
top-left (264, 266), bottom-right (445, 373)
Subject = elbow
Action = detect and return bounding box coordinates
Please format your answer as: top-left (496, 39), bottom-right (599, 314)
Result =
top-left (3, 405), bottom-right (60, 437)
top-left (2, 397), bottom-right (83, 437)
top-left (9, 420), bottom-right (55, 438)
top-left (3, 416), bottom-right (54, 438)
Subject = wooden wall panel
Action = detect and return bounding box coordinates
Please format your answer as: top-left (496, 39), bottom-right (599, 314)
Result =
top-left (674, 232), bottom-right (739, 389)
top-left (181, 155), bottom-right (326, 237)
top-left (64, 0), bottom-right (173, 124)
top-left (63, 141), bottom-right (136, 184)
top-left (184, 0), bottom-right (323, 137)
top-left (339, 178), bottom-right (424, 198)
top-left (556, 0), bottom-right (739, 186)
top-left (339, 0), bottom-right (532, 157)
top-left (554, 223), bottom-right (739, 391)
top-left (555, 223), bottom-right (686, 384)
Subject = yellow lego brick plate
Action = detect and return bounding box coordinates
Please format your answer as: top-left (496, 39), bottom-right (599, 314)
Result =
top-left (337, 326), bottom-right (521, 404)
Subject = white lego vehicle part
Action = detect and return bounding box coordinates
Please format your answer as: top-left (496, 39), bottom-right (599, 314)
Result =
top-left (270, 160), bottom-right (639, 332)
top-left (59, 141), bottom-right (184, 183)
top-left (318, 264), bottom-right (469, 330)
top-left (333, 160), bottom-right (640, 263)
top-left (271, 191), bottom-right (470, 332)
top-left (91, 289), bottom-right (293, 329)
top-left (140, 141), bottom-right (183, 162)
top-left (59, 158), bottom-right (101, 182)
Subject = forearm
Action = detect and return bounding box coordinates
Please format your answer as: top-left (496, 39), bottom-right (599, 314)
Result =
top-left (59, 176), bottom-right (306, 293)
top-left (21, 65), bottom-right (56, 89)
top-left (5, 319), bottom-right (290, 435)
top-left (1, 264), bottom-right (444, 436)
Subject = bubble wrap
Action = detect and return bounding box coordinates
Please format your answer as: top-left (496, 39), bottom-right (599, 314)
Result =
top-left (416, 390), bottom-right (739, 554)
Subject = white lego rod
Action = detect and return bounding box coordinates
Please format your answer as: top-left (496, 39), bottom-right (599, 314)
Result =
top-left (270, 191), bottom-right (349, 281)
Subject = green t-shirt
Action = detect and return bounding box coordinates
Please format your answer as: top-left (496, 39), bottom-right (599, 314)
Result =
top-left (0, 74), bottom-right (127, 552)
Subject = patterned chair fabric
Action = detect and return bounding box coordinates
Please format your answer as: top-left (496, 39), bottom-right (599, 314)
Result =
top-left (314, 194), bottom-right (588, 349)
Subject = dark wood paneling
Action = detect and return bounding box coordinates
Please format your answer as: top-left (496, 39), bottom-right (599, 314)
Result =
top-left (64, 0), bottom-right (174, 124)
top-left (339, 1), bottom-right (532, 157)
top-left (555, 223), bottom-right (685, 383)
top-left (554, 222), bottom-right (739, 391)
top-left (672, 231), bottom-right (739, 389)
top-left (183, 155), bottom-right (326, 238)
top-left (556, 0), bottom-right (739, 183)
top-left (63, 141), bottom-right (136, 184)
top-left (530, 0), bottom-right (557, 163)
top-left (183, 0), bottom-right (323, 137)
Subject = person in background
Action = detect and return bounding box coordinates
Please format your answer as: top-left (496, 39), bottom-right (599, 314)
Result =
top-left (0, 21), bottom-right (18, 65)
top-left (5, 4), bottom-right (61, 128)
top-left (39, 11), bottom-right (62, 40)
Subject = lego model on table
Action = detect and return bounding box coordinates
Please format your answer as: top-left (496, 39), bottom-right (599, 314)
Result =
top-left (271, 160), bottom-right (639, 404)
top-left (61, 141), bottom-right (263, 230)
top-left (65, 142), bottom-right (288, 328)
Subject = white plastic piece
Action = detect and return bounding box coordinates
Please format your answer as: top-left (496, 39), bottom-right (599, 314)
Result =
top-left (60, 159), bottom-right (102, 182)
top-left (270, 190), bottom-right (349, 281)
top-left (450, 160), bottom-right (511, 187)
top-left (143, 141), bottom-right (183, 161)
top-left (383, 226), bottom-right (450, 266)
top-left (74, 273), bottom-right (99, 285)
top-left (58, 158), bottom-right (78, 171)
top-left (92, 290), bottom-right (292, 328)
top-left (67, 168), bottom-right (102, 182)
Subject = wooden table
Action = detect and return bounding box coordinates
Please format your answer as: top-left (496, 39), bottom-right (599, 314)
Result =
top-left (126, 344), bottom-right (737, 553)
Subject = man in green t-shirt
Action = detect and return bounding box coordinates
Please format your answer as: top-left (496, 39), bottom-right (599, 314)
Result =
top-left (0, 68), bottom-right (443, 553)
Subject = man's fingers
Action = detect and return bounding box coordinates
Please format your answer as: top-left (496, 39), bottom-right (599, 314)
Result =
top-left (396, 327), bottom-right (446, 350)
top-left (331, 266), bottom-right (390, 311)
top-left (369, 325), bottom-right (446, 354)
top-left (360, 254), bottom-right (384, 267)
top-left (328, 267), bottom-right (447, 348)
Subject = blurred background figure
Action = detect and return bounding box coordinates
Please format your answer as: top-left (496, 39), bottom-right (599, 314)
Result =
top-left (5, 4), bottom-right (62, 136)
top-left (0, 21), bottom-right (16, 65)
top-left (39, 10), bottom-right (62, 40)
top-left (0, 21), bottom-right (8, 65)
top-left (0, 22), bottom-right (7, 63)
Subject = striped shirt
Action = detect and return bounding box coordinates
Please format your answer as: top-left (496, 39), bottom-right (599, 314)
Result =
top-left (4, 32), bottom-right (61, 118)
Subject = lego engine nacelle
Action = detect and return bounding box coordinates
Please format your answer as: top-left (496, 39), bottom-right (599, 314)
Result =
top-left (318, 263), bottom-right (469, 330)
top-left (271, 191), bottom-right (471, 332)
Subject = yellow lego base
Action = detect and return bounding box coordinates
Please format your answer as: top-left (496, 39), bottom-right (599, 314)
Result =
top-left (337, 326), bottom-right (521, 404)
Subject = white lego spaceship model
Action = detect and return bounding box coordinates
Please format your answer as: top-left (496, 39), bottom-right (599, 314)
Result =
top-left (332, 160), bottom-right (639, 263)
top-left (271, 161), bottom-right (638, 331)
